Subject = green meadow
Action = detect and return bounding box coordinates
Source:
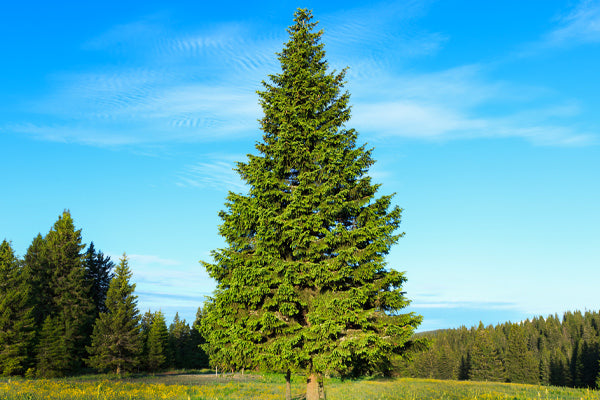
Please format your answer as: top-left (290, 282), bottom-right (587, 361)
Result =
top-left (1, 374), bottom-right (599, 400)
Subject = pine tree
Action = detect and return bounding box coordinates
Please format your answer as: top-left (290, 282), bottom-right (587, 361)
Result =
top-left (87, 254), bottom-right (142, 375)
top-left (0, 240), bottom-right (35, 375)
top-left (146, 311), bottom-right (169, 372)
top-left (201, 9), bottom-right (421, 400)
top-left (35, 211), bottom-right (94, 375)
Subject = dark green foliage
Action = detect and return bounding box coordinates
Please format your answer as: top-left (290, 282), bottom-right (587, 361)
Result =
top-left (458, 353), bottom-right (471, 380)
top-left (84, 242), bottom-right (115, 315)
top-left (139, 310), bottom-right (154, 370)
top-left (189, 308), bottom-right (210, 369)
top-left (87, 254), bottom-right (142, 374)
top-left (201, 10), bottom-right (420, 394)
top-left (0, 240), bottom-right (35, 375)
top-left (23, 234), bottom-right (52, 328)
top-left (505, 325), bottom-right (538, 384)
top-left (168, 311), bottom-right (208, 370)
top-left (34, 211), bottom-right (94, 376)
top-left (2, 210), bottom-right (205, 376)
top-left (469, 325), bottom-right (505, 382)
top-left (401, 311), bottom-right (600, 389)
top-left (146, 311), bottom-right (169, 372)
top-left (36, 316), bottom-right (68, 377)
top-left (168, 313), bottom-right (188, 369)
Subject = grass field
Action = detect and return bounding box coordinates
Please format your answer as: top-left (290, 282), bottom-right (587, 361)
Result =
top-left (0, 373), bottom-right (599, 399)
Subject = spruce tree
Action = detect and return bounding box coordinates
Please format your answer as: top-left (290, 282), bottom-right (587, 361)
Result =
top-left (168, 313), bottom-right (191, 369)
top-left (146, 311), bottom-right (169, 372)
top-left (84, 242), bottom-right (115, 315)
top-left (0, 240), bottom-right (35, 375)
top-left (469, 325), bottom-right (505, 382)
top-left (505, 325), bottom-right (539, 384)
top-left (189, 307), bottom-right (210, 370)
top-left (87, 254), bottom-right (142, 375)
top-left (23, 233), bottom-right (52, 328)
top-left (35, 211), bottom-right (94, 375)
top-left (201, 9), bottom-right (421, 399)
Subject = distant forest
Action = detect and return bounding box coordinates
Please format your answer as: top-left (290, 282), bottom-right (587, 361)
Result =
top-left (398, 310), bottom-right (600, 388)
top-left (0, 210), bottom-right (208, 377)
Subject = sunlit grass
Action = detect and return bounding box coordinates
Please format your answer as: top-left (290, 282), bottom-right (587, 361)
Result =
top-left (1, 375), bottom-right (599, 399)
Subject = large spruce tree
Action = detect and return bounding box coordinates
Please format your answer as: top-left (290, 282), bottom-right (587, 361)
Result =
top-left (87, 254), bottom-right (142, 375)
top-left (201, 9), bottom-right (421, 400)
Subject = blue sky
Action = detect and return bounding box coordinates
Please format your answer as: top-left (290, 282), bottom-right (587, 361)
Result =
top-left (1, 0), bottom-right (599, 331)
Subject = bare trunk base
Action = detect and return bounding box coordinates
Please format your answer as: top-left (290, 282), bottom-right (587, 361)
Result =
top-left (285, 370), bottom-right (292, 400)
top-left (306, 373), bottom-right (319, 400)
top-left (318, 373), bottom-right (326, 399)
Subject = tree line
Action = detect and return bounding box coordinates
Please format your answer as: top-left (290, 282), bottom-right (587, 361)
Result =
top-left (0, 210), bottom-right (208, 377)
top-left (399, 311), bottom-right (600, 388)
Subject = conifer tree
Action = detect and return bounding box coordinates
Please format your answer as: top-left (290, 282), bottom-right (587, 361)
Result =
top-left (87, 254), bottom-right (142, 375)
top-left (470, 325), bottom-right (505, 382)
top-left (23, 233), bottom-right (52, 328)
top-left (189, 308), bottom-right (209, 370)
top-left (35, 211), bottom-right (94, 375)
top-left (84, 242), bottom-right (115, 315)
top-left (0, 240), bottom-right (35, 375)
top-left (36, 316), bottom-right (68, 377)
top-left (146, 311), bottom-right (169, 372)
top-left (139, 310), bottom-right (154, 370)
top-left (201, 9), bottom-right (421, 400)
top-left (168, 313), bottom-right (191, 369)
top-left (505, 325), bottom-right (539, 384)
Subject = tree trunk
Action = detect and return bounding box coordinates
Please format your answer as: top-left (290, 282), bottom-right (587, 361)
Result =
top-left (306, 372), bottom-right (319, 400)
top-left (285, 370), bottom-right (292, 400)
top-left (318, 373), bottom-right (326, 399)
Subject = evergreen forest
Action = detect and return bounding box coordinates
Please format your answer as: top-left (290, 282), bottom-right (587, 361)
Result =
top-left (0, 210), bottom-right (209, 377)
top-left (399, 311), bottom-right (600, 388)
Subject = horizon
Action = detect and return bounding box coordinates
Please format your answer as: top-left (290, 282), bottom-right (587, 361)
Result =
top-left (1, 0), bottom-right (599, 331)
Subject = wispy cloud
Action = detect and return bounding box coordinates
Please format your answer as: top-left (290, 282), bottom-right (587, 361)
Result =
top-left (128, 254), bottom-right (181, 266)
top-left (349, 65), bottom-right (596, 146)
top-left (543, 0), bottom-right (600, 48)
top-left (515, 0), bottom-right (600, 57)
top-left (4, 1), bottom-right (597, 148)
top-left (176, 154), bottom-right (248, 192)
top-left (118, 252), bottom-right (213, 314)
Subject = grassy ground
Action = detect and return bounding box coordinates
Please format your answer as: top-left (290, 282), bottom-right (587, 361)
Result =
top-left (0, 373), bottom-right (599, 399)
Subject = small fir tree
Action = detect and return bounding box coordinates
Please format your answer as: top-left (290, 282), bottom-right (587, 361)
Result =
top-left (87, 254), bottom-right (142, 375)
top-left (146, 311), bottom-right (169, 372)
top-left (201, 9), bottom-right (421, 400)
